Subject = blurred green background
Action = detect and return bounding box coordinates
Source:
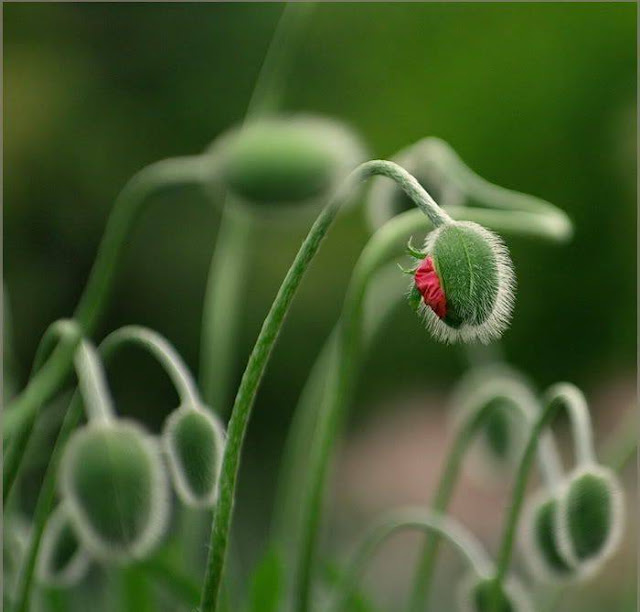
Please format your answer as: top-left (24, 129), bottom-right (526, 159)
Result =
top-left (4, 3), bottom-right (636, 611)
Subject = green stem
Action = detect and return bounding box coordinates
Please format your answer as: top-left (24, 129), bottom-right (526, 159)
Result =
top-left (198, 160), bottom-right (448, 612)
top-left (327, 508), bottom-right (491, 612)
top-left (489, 386), bottom-right (563, 612)
top-left (3, 321), bottom-right (82, 504)
top-left (199, 204), bottom-right (254, 412)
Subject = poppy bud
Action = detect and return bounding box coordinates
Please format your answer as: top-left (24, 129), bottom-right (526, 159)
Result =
top-left (521, 490), bottom-right (575, 582)
top-left (457, 573), bottom-right (533, 612)
top-left (59, 420), bottom-right (169, 562)
top-left (407, 221), bottom-right (515, 343)
top-left (209, 116), bottom-right (365, 210)
top-left (37, 504), bottom-right (91, 587)
top-left (556, 465), bottom-right (624, 577)
top-left (162, 405), bottom-right (226, 508)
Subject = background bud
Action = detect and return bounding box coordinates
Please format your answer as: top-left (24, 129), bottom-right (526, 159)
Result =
top-left (208, 115), bottom-right (365, 210)
top-left (163, 405), bottom-right (226, 508)
top-left (556, 465), bottom-right (624, 576)
top-left (521, 490), bottom-right (575, 582)
top-left (457, 573), bottom-right (533, 612)
top-left (60, 420), bottom-right (169, 562)
top-left (413, 221), bottom-right (515, 343)
top-left (37, 504), bottom-right (91, 587)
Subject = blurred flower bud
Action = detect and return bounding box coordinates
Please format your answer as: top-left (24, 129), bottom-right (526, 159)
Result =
top-left (4, 514), bottom-right (30, 596)
top-left (207, 115), bottom-right (366, 212)
top-left (457, 573), bottom-right (533, 612)
top-left (60, 420), bottom-right (169, 562)
top-left (37, 504), bottom-right (91, 587)
top-left (556, 465), bottom-right (624, 577)
top-left (521, 489), bottom-right (575, 582)
top-left (162, 405), bottom-right (226, 508)
top-left (407, 221), bottom-right (515, 343)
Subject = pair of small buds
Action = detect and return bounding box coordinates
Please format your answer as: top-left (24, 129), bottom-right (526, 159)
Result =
top-left (403, 220), bottom-right (515, 344)
top-left (207, 115), bottom-right (366, 212)
top-left (457, 573), bottom-right (533, 612)
top-left (523, 463), bottom-right (624, 583)
top-left (522, 385), bottom-right (625, 583)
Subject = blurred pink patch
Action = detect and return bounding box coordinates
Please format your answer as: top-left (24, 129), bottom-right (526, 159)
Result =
top-left (414, 257), bottom-right (447, 319)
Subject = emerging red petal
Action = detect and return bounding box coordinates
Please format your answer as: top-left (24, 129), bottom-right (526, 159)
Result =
top-left (414, 257), bottom-right (447, 319)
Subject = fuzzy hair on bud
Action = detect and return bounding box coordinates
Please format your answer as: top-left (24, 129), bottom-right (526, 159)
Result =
top-left (555, 464), bottom-right (624, 578)
top-left (162, 405), bottom-right (226, 508)
top-left (457, 572), bottom-right (533, 612)
top-left (521, 489), bottom-right (575, 583)
top-left (209, 115), bottom-right (365, 210)
top-left (409, 221), bottom-right (515, 344)
top-left (59, 420), bottom-right (170, 562)
top-left (37, 504), bottom-right (91, 588)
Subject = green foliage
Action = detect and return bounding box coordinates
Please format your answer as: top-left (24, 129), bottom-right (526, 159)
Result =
top-left (246, 548), bottom-right (283, 612)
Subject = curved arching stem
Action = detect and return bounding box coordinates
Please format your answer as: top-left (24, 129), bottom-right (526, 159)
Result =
top-left (198, 160), bottom-right (450, 612)
top-left (11, 325), bottom-right (201, 612)
top-left (326, 508), bottom-right (492, 612)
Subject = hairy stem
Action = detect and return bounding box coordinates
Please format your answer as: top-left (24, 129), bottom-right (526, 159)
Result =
top-left (198, 161), bottom-right (448, 612)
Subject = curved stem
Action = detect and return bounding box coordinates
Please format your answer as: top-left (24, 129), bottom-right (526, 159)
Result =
top-left (103, 325), bottom-right (201, 407)
top-left (327, 508), bottom-right (491, 612)
top-left (489, 385), bottom-right (564, 611)
top-left (74, 340), bottom-right (115, 423)
top-left (198, 161), bottom-right (448, 612)
top-left (199, 204), bottom-right (254, 413)
top-left (3, 320), bottom-right (82, 504)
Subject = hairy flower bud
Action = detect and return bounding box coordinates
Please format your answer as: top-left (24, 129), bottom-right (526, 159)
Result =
top-left (37, 504), bottom-right (91, 587)
top-left (163, 405), bottom-right (226, 508)
top-left (208, 115), bottom-right (365, 210)
top-left (407, 221), bottom-right (515, 343)
top-left (556, 465), bottom-right (624, 577)
top-left (60, 420), bottom-right (169, 562)
top-left (521, 490), bottom-right (575, 582)
top-left (457, 573), bottom-right (533, 612)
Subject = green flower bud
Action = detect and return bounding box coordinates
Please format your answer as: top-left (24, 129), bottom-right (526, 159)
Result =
top-left (556, 465), bottom-right (624, 577)
top-left (163, 405), bottom-right (226, 508)
top-left (37, 504), bottom-right (91, 587)
top-left (60, 420), bottom-right (169, 562)
top-left (521, 489), bottom-right (575, 582)
top-left (409, 221), bottom-right (515, 343)
top-left (209, 116), bottom-right (365, 210)
top-left (457, 573), bottom-right (533, 612)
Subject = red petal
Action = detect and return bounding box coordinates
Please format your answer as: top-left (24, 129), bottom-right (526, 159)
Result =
top-left (414, 257), bottom-right (447, 319)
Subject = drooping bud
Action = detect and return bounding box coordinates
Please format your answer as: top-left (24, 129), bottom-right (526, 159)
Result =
top-left (556, 465), bottom-right (624, 577)
top-left (457, 573), bottom-right (533, 612)
top-left (59, 420), bottom-right (169, 562)
top-left (37, 504), bottom-right (91, 587)
top-left (208, 116), bottom-right (365, 210)
top-left (407, 221), bottom-right (515, 343)
top-left (521, 490), bottom-right (575, 582)
top-left (162, 405), bottom-right (226, 508)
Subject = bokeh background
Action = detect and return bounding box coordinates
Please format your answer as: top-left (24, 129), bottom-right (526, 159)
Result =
top-left (4, 3), bottom-right (637, 611)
